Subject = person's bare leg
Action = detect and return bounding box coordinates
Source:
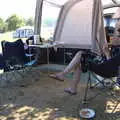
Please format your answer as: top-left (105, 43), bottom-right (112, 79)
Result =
top-left (71, 65), bottom-right (81, 92)
top-left (51, 51), bottom-right (82, 80)
top-left (65, 65), bottom-right (81, 94)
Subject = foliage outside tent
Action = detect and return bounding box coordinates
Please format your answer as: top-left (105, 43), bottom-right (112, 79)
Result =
top-left (0, 14), bottom-right (34, 33)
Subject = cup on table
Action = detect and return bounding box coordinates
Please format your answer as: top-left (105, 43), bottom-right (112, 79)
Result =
top-left (34, 35), bottom-right (40, 44)
top-left (28, 40), bottom-right (33, 45)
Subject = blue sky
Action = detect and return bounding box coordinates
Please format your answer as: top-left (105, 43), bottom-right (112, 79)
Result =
top-left (0, 0), bottom-right (36, 20)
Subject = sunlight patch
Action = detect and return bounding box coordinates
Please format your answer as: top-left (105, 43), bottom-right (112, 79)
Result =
top-left (105, 101), bottom-right (120, 113)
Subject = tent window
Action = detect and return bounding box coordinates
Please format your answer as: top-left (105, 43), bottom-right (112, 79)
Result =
top-left (103, 7), bottom-right (118, 15)
top-left (102, 0), bottom-right (114, 6)
top-left (41, 1), bottom-right (60, 41)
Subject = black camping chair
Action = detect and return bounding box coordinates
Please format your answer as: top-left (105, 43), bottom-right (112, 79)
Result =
top-left (1, 39), bottom-right (37, 72)
top-left (81, 50), bottom-right (120, 113)
top-left (0, 54), bottom-right (5, 70)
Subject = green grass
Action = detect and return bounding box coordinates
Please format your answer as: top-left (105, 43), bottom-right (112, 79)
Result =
top-left (0, 31), bottom-right (18, 53)
top-left (0, 31), bottom-right (17, 42)
top-left (0, 29), bottom-right (52, 53)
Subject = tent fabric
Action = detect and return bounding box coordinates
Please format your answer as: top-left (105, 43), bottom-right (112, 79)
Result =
top-left (39, 0), bottom-right (120, 8)
top-left (92, 0), bottom-right (107, 53)
top-left (112, 7), bottom-right (120, 18)
top-left (54, 0), bottom-right (80, 45)
top-left (114, 20), bottom-right (120, 35)
top-left (34, 0), bottom-right (107, 53)
top-left (34, 0), bottom-right (43, 35)
top-left (54, 0), bottom-right (107, 53)
top-left (54, 0), bottom-right (94, 49)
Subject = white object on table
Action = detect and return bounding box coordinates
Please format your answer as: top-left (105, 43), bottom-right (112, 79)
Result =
top-left (34, 35), bottom-right (40, 44)
top-left (28, 40), bottom-right (33, 45)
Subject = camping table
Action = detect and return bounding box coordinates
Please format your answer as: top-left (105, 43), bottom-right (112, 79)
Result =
top-left (28, 42), bottom-right (65, 65)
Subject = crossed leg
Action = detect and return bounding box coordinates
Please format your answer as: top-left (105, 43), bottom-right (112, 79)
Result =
top-left (50, 51), bottom-right (83, 94)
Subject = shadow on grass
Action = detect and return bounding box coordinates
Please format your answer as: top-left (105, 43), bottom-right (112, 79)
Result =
top-left (0, 65), bottom-right (119, 120)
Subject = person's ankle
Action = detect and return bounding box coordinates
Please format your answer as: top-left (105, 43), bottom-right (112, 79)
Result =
top-left (57, 72), bottom-right (64, 77)
top-left (71, 88), bottom-right (77, 93)
top-left (61, 72), bottom-right (67, 76)
top-left (64, 88), bottom-right (77, 95)
top-left (69, 88), bottom-right (76, 93)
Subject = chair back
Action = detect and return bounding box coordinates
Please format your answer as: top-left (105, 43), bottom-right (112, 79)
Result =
top-left (1, 39), bottom-right (27, 65)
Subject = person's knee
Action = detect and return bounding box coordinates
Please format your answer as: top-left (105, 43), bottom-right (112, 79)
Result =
top-left (74, 64), bottom-right (81, 69)
top-left (76, 51), bottom-right (82, 57)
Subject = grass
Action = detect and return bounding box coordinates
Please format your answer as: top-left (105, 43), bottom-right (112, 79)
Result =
top-left (0, 31), bottom-right (17, 42)
top-left (0, 28), bottom-right (53, 53)
top-left (0, 31), bottom-right (17, 53)
top-left (0, 65), bottom-right (119, 120)
top-left (0, 27), bottom-right (53, 42)
top-left (0, 31), bottom-right (28, 53)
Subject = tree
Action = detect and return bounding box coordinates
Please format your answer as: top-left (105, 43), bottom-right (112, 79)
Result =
top-left (2, 23), bottom-right (8, 32)
top-left (0, 17), bottom-right (5, 32)
top-left (25, 17), bottom-right (34, 26)
top-left (6, 14), bottom-right (25, 31)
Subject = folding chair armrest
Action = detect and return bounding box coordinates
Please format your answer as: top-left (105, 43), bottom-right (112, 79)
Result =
top-left (25, 59), bottom-right (37, 66)
top-left (25, 53), bottom-right (35, 57)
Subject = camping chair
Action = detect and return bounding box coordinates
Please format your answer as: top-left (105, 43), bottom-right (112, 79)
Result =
top-left (0, 54), bottom-right (5, 70)
top-left (81, 50), bottom-right (120, 113)
top-left (1, 39), bottom-right (37, 75)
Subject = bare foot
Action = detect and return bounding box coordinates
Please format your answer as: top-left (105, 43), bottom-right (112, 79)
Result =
top-left (64, 88), bottom-right (77, 95)
top-left (50, 73), bottom-right (65, 81)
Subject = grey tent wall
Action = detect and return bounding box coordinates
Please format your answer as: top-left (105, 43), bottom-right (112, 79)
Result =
top-left (92, 0), bottom-right (107, 53)
top-left (34, 0), bottom-right (43, 35)
top-left (54, 0), bottom-right (90, 48)
top-left (54, 0), bottom-right (107, 52)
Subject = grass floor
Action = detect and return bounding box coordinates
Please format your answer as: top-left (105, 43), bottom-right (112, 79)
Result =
top-left (0, 32), bottom-right (15, 42)
top-left (0, 64), bottom-right (119, 120)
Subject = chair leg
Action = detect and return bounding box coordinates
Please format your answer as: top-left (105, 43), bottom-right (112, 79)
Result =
top-left (83, 71), bottom-right (91, 104)
top-left (83, 72), bottom-right (106, 104)
top-left (90, 73), bottom-right (105, 88)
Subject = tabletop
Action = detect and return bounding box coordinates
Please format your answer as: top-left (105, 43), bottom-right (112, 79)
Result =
top-left (28, 42), bottom-right (64, 48)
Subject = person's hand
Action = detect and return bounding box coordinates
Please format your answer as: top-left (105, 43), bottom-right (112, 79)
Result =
top-left (103, 43), bottom-right (109, 53)
top-left (102, 43), bottom-right (110, 59)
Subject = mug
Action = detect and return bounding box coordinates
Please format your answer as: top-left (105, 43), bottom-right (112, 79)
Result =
top-left (34, 35), bottom-right (40, 44)
top-left (29, 40), bottom-right (33, 45)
